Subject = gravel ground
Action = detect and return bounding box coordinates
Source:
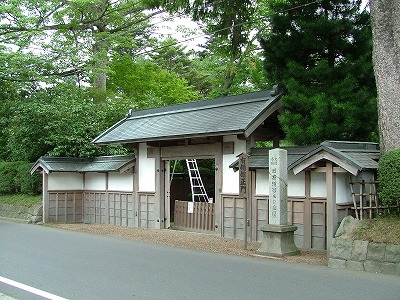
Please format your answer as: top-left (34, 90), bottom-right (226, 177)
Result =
top-left (50, 223), bottom-right (328, 266)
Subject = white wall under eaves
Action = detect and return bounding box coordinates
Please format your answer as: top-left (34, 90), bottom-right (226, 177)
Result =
top-left (108, 172), bottom-right (134, 192)
top-left (222, 135), bottom-right (246, 194)
top-left (255, 169), bottom-right (305, 197)
top-left (48, 172), bottom-right (83, 190)
top-left (85, 173), bottom-right (106, 190)
top-left (138, 143), bottom-right (156, 192)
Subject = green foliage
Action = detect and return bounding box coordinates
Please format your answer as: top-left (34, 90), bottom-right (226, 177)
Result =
top-left (156, 0), bottom-right (267, 97)
top-left (0, 0), bottom-right (157, 87)
top-left (150, 38), bottom-right (213, 98)
top-left (261, 0), bottom-right (378, 145)
top-left (351, 216), bottom-right (400, 244)
top-left (0, 193), bottom-right (42, 207)
top-left (5, 83), bottom-right (127, 161)
top-left (108, 56), bottom-right (199, 111)
top-left (378, 148), bottom-right (400, 211)
top-left (0, 161), bottom-right (41, 195)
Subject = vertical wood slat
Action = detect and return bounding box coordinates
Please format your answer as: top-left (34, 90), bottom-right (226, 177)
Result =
top-left (73, 193), bottom-right (76, 223)
top-left (126, 194), bottom-right (129, 227)
top-left (113, 193), bottom-right (116, 225)
top-left (64, 193), bottom-right (67, 224)
top-left (55, 193), bottom-right (59, 223)
top-left (174, 200), bottom-right (215, 232)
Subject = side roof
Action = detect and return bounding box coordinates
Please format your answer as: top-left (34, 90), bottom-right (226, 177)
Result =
top-left (93, 85), bottom-right (285, 145)
top-left (290, 141), bottom-right (380, 175)
top-left (230, 145), bottom-right (317, 170)
top-left (230, 141), bottom-right (380, 175)
top-left (30, 155), bottom-right (135, 174)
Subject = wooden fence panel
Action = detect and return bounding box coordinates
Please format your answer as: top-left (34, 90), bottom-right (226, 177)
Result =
top-left (107, 192), bottom-right (134, 227)
top-left (254, 197), bottom-right (268, 242)
top-left (311, 201), bottom-right (326, 250)
top-left (251, 197), bottom-right (328, 250)
top-left (48, 191), bottom-right (84, 223)
top-left (222, 196), bottom-right (246, 240)
top-left (287, 198), bottom-right (327, 250)
top-left (173, 200), bottom-right (215, 232)
top-left (139, 193), bottom-right (156, 229)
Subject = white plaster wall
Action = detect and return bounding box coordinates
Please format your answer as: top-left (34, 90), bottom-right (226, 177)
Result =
top-left (336, 171), bottom-right (376, 204)
top-left (336, 173), bottom-right (351, 203)
top-left (138, 143), bottom-right (156, 192)
top-left (222, 135), bottom-right (246, 194)
top-left (288, 171), bottom-right (305, 197)
top-left (357, 171), bottom-right (376, 183)
top-left (256, 169), bottom-right (306, 197)
top-left (108, 172), bottom-right (134, 191)
top-left (310, 172), bottom-right (327, 197)
top-left (85, 173), bottom-right (106, 190)
top-left (48, 172), bottom-right (83, 190)
top-left (256, 169), bottom-right (269, 195)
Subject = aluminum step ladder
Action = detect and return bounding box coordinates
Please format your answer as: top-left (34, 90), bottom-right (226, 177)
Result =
top-left (186, 159), bottom-right (210, 202)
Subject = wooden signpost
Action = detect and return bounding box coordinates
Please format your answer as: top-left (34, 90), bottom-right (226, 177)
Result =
top-left (238, 153), bottom-right (249, 250)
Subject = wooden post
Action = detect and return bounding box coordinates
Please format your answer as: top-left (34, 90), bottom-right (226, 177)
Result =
top-left (164, 160), bottom-right (171, 229)
top-left (133, 146), bottom-right (139, 228)
top-left (215, 144), bottom-right (223, 236)
top-left (42, 172), bottom-right (49, 224)
top-left (326, 161), bottom-right (337, 253)
top-left (55, 193), bottom-right (59, 223)
top-left (303, 171), bottom-right (312, 250)
top-left (105, 173), bottom-right (109, 225)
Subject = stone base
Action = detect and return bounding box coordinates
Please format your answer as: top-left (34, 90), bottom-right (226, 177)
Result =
top-left (257, 224), bottom-right (299, 257)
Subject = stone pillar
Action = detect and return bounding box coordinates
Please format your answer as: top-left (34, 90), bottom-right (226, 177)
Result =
top-left (268, 148), bottom-right (288, 225)
top-left (257, 148), bottom-right (299, 257)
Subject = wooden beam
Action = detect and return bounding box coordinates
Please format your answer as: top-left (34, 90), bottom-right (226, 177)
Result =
top-left (293, 151), bottom-right (359, 175)
top-left (333, 167), bottom-right (347, 173)
top-left (161, 143), bottom-right (220, 160)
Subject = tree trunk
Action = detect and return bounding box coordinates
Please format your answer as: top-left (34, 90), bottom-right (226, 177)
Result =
top-left (92, 40), bottom-right (108, 104)
top-left (370, 0), bottom-right (400, 153)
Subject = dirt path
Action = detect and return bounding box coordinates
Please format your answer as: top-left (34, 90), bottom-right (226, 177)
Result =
top-left (50, 223), bottom-right (328, 266)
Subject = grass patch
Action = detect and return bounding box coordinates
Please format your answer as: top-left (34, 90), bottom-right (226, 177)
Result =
top-left (0, 194), bottom-right (42, 208)
top-left (351, 216), bottom-right (400, 245)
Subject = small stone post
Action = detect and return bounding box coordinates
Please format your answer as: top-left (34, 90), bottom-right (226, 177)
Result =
top-left (257, 148), bottom-right (299, 257)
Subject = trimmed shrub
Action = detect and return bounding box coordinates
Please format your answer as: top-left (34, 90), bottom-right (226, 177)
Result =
top-left (377, 148), bottom-right (400, 212)
top-left (0, 161), bottom-right (41, 194)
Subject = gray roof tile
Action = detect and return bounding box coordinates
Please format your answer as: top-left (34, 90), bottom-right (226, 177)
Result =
top-left (93, 88), bottom-right (284, 144)
top-left (30, 155), bottom-right (135, 174)
top-left (230, 141), bottom-right (380, 172)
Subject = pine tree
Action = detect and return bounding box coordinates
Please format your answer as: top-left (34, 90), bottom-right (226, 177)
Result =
top-left (261, 0), bottom-right (377, 145)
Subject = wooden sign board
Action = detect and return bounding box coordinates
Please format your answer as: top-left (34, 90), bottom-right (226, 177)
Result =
top-left (238, 153), bottom-right (249, 198)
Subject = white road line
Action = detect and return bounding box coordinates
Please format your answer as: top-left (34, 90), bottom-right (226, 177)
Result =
top-left (0, 276), bottom-right (68, 300)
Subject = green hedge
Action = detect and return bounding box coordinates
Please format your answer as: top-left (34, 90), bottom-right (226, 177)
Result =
top-left (378, 148), bottom-right (400, 211)
top-left (0, 161), bottom-right (41, 194)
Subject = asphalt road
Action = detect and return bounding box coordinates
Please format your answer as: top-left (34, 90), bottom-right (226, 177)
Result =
top-left (1, 219), bottom-right (399, 300)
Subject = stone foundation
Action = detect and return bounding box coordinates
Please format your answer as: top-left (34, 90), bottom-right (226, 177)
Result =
top-left (329, 237), bottom-right (400, 276)
top-left (328, 216), bottom-right (400, 276)
top-left (0, 203), bottom-right (42, 223)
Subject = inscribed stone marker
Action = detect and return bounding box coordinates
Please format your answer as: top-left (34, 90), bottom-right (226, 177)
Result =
top-left (269, 148), bottom-right (288, 225)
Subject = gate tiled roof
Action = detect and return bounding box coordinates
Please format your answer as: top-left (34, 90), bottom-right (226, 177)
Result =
top-left (93, 86), bottom-right (285, 144)
top-left (30, 155), bottom-right (135, 174)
